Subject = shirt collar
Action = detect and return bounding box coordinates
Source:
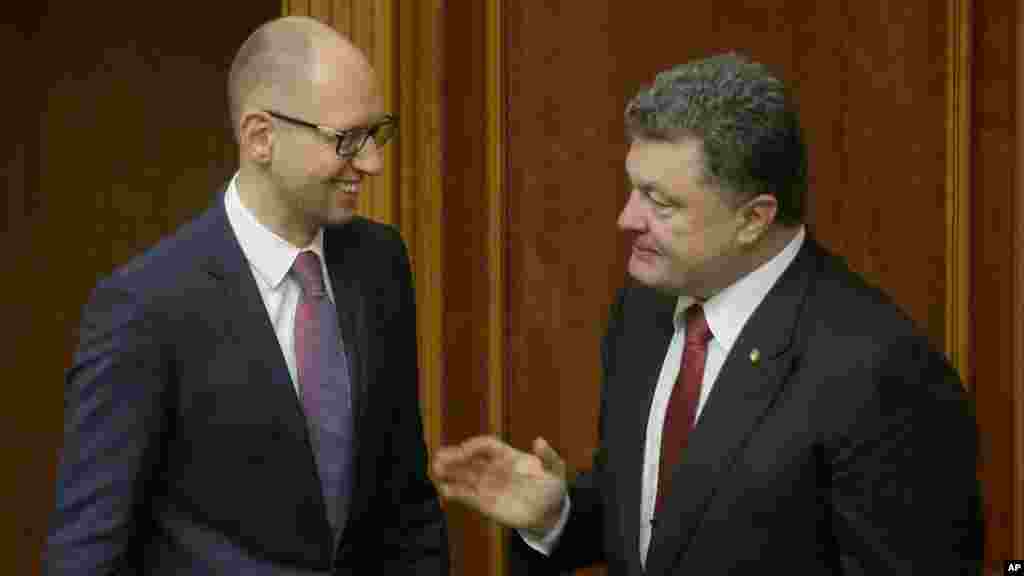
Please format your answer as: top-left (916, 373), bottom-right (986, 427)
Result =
top-left (224, 173), bottom-right (326, 290)
top-left (673, 226), bottom-right (805, 351)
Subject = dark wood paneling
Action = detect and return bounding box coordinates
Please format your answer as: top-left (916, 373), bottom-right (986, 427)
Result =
top-left (972, 0), bottom-right (1019, 564)
top-left (814, 1), bottom-right (949, 344)
top-left (505, 0), bottom-right (625, 490)
top-left (5, 4), bottom-right (42, 575)
top-left (21, 3), bottom-right (279, 574)
top-left (441, 2), bottom-right (502, 575)
top-left (505, 6), bottom-right (633, 576)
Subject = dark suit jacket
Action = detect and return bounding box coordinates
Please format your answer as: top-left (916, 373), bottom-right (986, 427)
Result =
top-left (47, 191), bottom-right (449, 575)
top-left (514, 236), bottom-right (981, 575)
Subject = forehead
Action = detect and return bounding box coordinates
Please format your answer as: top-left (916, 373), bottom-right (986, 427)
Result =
top-left (626, 137), bottom-right (705, 189)
top-left (310, 47), bottom-right (384, 127)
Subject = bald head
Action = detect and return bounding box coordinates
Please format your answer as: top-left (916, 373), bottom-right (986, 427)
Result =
top-left (227, 16), bottom-right (373, 141)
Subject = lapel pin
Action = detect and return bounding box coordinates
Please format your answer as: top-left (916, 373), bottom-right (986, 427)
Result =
top-left (749, 348), bottom-right (761, 365)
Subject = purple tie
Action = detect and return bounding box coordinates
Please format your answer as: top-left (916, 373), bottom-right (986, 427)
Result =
top-left (292, 250), bottom-right (354, 536)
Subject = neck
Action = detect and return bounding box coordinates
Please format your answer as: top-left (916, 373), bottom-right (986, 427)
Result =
top-left (236, 167), bottom-right (318, 248)
top-left (747, 224), bottom-right (801, 270)
top-left (693, 223), bottom-right (801, 300)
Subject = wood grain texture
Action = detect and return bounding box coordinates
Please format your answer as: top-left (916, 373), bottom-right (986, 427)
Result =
top-left (1017, 0), bottom-right (1024, 556)
top-left (503, 3), bottom-right (625, 573)
top-left (484, 2), bottom-right (508, 574)
top-left (6, 6), bottom-right (41, 575)
top-left (395, 0), bottom-right (445, 470)
top-left (440, 1), bottom-right (505, 574)
top-left (972, 0), bottom-right (1019, 564)
top-left (946, 0), bottom-right (972, 382)
top-left (1017, 0), bottom-right (1024, 558)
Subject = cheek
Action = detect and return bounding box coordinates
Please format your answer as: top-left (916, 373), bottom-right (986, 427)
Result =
top-left (658, 220), bottom-right (727, 272)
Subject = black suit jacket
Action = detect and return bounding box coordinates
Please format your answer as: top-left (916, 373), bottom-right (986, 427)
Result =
top-left (515, 236), bottom-right (981, 575)
top-left (47, 191), bottom-right (449, 575)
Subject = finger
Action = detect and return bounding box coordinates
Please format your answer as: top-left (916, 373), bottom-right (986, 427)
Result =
top-left (532, 437), bottom-right (566, 477)
top-left (433, 438), bottom-right (499, 477)
top-left (435, 480), bottom-right (478, 506)
top-left (432, 445), bottom-right (469, 474)
top-left (459, 435), bottom-right (516, 460)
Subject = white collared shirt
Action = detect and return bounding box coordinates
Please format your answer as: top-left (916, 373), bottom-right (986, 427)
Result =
top-left (638, 226), bottom-right (805, 565)
top-left (223, 173), bottom-right (337, 395)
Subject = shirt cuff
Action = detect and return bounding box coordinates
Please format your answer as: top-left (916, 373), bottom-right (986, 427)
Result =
top-left (516, 492), bottom-right (571, 556)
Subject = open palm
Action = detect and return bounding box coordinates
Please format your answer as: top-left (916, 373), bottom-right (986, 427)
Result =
top-left (432, 436), bottom-right (567, 534)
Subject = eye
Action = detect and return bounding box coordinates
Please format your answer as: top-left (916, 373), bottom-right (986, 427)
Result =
top-left (641, 188), bottom-right (674, 210)
top-left (338, 130), bottom-right (368, 155)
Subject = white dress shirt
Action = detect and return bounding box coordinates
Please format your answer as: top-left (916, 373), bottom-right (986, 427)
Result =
top-left (224, 173), bottom-right (337, 395)
top-left (523, 227), bottom-right (805, 567)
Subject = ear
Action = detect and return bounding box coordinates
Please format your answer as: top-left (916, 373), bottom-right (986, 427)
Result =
top-left (736, 194), bottom-right (778, 246)
top-left (239, 109), bottom-right (274, 165)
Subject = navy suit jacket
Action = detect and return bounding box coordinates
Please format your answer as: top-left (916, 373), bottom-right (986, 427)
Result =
top-left (47, 190), bottom-right (449, 575)
top-left (513, 237), bottom-right (982, 575)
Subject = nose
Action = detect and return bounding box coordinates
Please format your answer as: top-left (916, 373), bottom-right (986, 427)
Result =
top-left (617, 189), bottom-right (646, 232)
top-left (350, 136), bottom-right (384, 175)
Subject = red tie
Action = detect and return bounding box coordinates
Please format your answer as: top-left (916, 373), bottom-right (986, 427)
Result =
top-left (655, 303), bottom-right (711, 513)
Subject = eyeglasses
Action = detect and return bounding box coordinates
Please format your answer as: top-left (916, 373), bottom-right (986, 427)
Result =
top-left (265, 110), bottom-right (397, 159)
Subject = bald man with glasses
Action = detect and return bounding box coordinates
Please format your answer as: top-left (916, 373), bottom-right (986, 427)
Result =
top-left (46, 17), bottom-right (448, 575)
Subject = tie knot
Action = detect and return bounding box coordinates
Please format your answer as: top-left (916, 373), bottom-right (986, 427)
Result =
top-left (292, 251), bottom-right (326, 297)
top-left (685, 304), bottom-right (711, 346)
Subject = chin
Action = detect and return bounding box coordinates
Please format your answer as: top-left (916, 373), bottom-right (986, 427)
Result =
top-left (327, 210), bottom-right (356, 226)
top-left (629, 264), bottom-right (689, 296)
top-left (628, 261), bottom-right (662, 289)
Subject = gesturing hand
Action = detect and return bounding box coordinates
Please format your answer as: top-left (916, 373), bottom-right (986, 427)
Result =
top-left (432, 436), bottom-right (568, 536)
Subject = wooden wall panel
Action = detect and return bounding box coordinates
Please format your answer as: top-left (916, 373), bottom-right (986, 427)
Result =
top-left (503, 6), bottom-right (624, 574)
top-left (6, 5), bottom-right (41, 575)
top-left (396, 0), bottom-right (446, 463)
top-left (440, 2), bottom-right (506, 574)
top-left (1017, 0), bottom-right (1024, 558)
top-left (972, 0), bottom-right (1021, 565)
top-left (1017, 0), bottom-right (1024, 554)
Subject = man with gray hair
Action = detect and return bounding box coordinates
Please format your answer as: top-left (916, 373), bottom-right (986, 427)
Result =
top-left (432, 53), bottom-right (981, 574)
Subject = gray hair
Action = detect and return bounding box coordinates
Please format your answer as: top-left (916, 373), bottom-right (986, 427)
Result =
top-left (625, 53), bottom-right (806, 224)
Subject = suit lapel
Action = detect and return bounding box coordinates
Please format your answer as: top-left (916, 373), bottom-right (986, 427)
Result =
top-left (195, 193), bottom-right (324, 485)
top-left (644, 240), bottom-right (817, 575)
top-left (611, 286), bottom-right (676, 576)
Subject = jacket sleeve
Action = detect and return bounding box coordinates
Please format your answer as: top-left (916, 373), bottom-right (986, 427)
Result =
top-left (382, 229), bottom-right (450, 575)
top-left (45, 279), bottom-right (169, 576)
top-left (827, 334), bottom-right (982, 574)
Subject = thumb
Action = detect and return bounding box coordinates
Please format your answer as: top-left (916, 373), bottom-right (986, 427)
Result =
top-left (532, 437), bottom-right (566, 479)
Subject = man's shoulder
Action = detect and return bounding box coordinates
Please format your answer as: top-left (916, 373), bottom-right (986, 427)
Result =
top-left (327, 215), bottom-right (403, 247)
top-left (806, 244), bottom-right (919, 332)
top-left (323, 216), bottom-right (408, 270)
top-left (97, 202), bottom-right (224, 296)
top-left (799, 241), bottom-right (946, 369)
